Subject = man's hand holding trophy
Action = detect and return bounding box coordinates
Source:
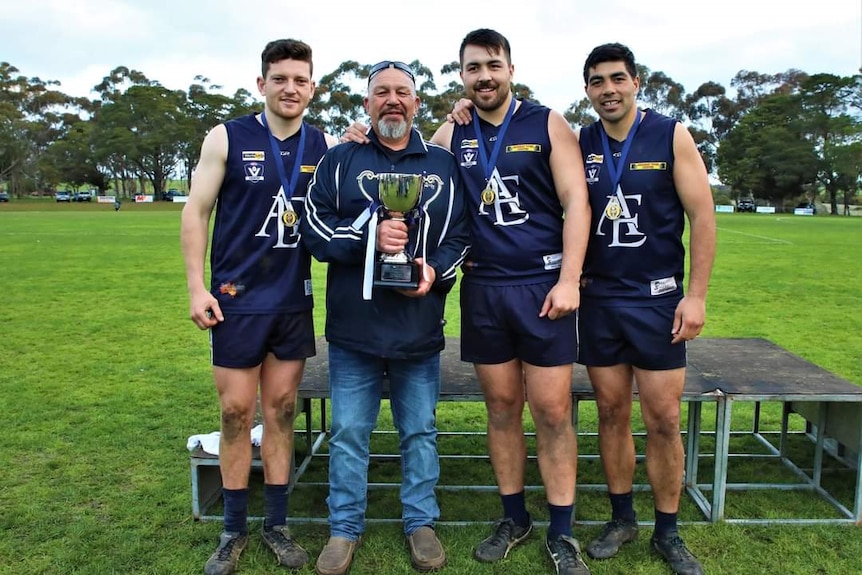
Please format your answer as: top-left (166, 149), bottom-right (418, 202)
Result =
top-left (357, 171), bottom-right (442, 297)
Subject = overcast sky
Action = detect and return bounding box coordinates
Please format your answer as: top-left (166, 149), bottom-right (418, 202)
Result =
top-left (4, 0), bottom-right (861, 115)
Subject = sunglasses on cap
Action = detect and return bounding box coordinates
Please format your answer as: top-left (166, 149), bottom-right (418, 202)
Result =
top-left (368, 60), bottom-right (415, 84)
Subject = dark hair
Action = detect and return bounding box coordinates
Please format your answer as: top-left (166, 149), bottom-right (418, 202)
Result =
top-left (261, 39), bottom-right (313, 78)
top-left (583, 43), bottom-right (637, 83)
top-left (459, 28), bottom-right (512, 67)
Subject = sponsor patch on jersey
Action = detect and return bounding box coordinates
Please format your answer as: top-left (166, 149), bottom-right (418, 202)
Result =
top-left (542, 252), bottom-right (563, 271)
top-left (585, 153), bottom-right (604, 164)
top-left (630, 162), bottom-right (667, 171)
top-left (219, 282), bottom-right (245, 298)
top-left (586, 165), bottom-right (601, 184)
top-left (300, 165), bottom-right (316, 173)
top-left (242, 151), bottom-right (265, 161)
top-left (304, 279), bottom-right (313, 296)
top-left (506, 144), bottom-right (542, 153)
top-left (650, 276), bottom-right (677, 296)
top-left (460, 149), bottom-right (478, 168)
top-left (459, 138), bottom-right (479, 149)
top-left (244, 162), bottom-right (265, 183)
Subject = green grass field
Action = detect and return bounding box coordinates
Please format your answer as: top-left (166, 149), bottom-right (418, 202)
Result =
top-left (1, 202), bottom-right (861, 574)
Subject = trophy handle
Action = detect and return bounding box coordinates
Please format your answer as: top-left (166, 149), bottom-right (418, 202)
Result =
top-left (421, 174), bottom-right (445, 206)
top-left (357, 170), bottom-right (379, 202)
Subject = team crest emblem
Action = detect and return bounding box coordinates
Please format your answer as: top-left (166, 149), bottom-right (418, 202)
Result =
top-left (604, 196), bottom-right (622, 220)
top-left (460, 150), bottom-right (477, 168)
top-left (244, 162), bottom-right (264, 183)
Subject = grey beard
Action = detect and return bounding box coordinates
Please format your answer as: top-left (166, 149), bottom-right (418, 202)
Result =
top-left (377, 118), bottom-right (408, 140)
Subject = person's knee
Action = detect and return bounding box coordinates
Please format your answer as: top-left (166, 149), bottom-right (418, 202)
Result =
top-left (596, 398), bottom-right (632, 428)
top-left (646, 408), bottom-right (682, 441)
top-left (263, 392), bottom-right (298, 430)
top-left (220, 404), bottom-right (254, 441)
top-left (486, 398), bottom-right (524, 429)
top-left (531, 400), bottom-right (571, 432)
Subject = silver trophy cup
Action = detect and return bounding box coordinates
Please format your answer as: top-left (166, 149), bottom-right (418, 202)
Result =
top-left (358, 171), bottom-right (424, 289)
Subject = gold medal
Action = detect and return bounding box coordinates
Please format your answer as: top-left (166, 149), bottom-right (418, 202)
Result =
top-left (282, 209), bottom-right (298, 227)
top-left (481, 186), bottom-right (496, 205)
top-left (604, 196), bottom-right (622, 220)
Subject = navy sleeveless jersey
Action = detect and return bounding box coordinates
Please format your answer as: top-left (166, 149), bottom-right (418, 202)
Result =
top-left (578, 109), bottom-right (685, 305)
top-left (452, 100), bottom-right (562, 284)
top-left (210, 113), bottom-right (328, 313)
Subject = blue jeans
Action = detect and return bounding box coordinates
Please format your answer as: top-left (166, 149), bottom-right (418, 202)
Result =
top-left (326, 343), bottom-right (441, 539)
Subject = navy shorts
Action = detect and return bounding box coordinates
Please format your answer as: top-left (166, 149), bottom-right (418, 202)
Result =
top-left (460, 279), bottom-right (577, 367)
top-left (210, 310), bottom-right (316, 368)
top-left (576, 302), bottom-right (686, 370)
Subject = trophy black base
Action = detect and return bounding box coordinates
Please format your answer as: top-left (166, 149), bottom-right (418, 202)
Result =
top-left (374, 261), bottom-right (420, 290)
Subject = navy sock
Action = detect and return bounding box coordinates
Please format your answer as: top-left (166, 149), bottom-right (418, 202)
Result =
top-left (546, 503), bottom-right (573, 540)
top-left (263, 483), bottom-right (289, 531)
top-left (609, 491), bottom-right (636, 522)
top-left (654, 509), bottom-right (678, 539)
top-left (222, 487), bottom-right (249, 535)
top-left (501, 491), bottom-right (530, 527)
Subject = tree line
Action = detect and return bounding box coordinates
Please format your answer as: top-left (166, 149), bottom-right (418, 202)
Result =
top-left (1, 59), bottom-right (859, 213)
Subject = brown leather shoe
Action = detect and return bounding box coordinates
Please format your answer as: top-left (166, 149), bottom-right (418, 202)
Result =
top-left (316, 536), bottom-right (360, 575)
top-left (408, 526), bottom-right (446, 571)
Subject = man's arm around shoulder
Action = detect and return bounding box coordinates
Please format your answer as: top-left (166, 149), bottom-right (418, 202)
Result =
top-left (430, 121), bottom-right (454, 151)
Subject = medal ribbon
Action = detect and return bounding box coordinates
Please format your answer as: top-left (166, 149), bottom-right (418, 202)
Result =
top-left (472, 96), bottom-right (516, 189)
top-left (362, 206), bottom-right (380, 301)
top-left (260, 112), bottom-right (306, 209)
top-left (599, 109), bottom-right (642, 192)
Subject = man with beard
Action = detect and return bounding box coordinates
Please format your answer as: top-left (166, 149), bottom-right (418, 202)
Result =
top-left (342, 31), bottom-right (591, 575)
top-left (301, 61), bottom-right (469, 575)
top-left (432, 29), bottom-right (592, 575)
top-left (182, 39), bottom-right (338, 575)
top-left (577, 43), bottom-right (714, 575)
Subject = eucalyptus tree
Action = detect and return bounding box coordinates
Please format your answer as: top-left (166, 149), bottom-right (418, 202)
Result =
top-left (0, 62), bottom-right (82, 194)
top-left (41, 120), bottom-right (106, 192)
top-left (305, 60), bottom-right (367, 136)
top-left (797, 73), bottom-right (862, 213)
top-left (182, 77), bottom-right (257, 184)
top-left (640, 69), bottom-right (687, 121)
top-left (420, 61), bottom-right (464, 132)
top-left (563, 98), bottom-right (596, 131)
top-left (91, 67), bottom-right (192, 197)
top-left (717, 93), bottom-right (819, 205)
top-left (684, 81), bottom-right (734, 174)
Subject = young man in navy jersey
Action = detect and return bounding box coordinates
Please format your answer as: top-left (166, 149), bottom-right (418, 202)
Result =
top-left (302, 60), bottom-right (469, 575)
top-left (577, 43), bottom-right (715, 575)
top-left (432, 29), bottom-right (592, 575)
top-left (181, 39), bottom-right (337, 575)
top-left (343, 30), bottom-right (591, 574)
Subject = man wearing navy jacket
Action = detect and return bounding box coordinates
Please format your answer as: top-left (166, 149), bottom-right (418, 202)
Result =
top-left (302, 60), bottom-right (469, 575)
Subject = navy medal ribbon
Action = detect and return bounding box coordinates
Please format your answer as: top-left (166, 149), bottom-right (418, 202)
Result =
top-left (599, 109), bottom-right (642, 220)
top-left (261, 111), bottom-right (306, 226)
top-left (472, 96), bottom-right (516, 205)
